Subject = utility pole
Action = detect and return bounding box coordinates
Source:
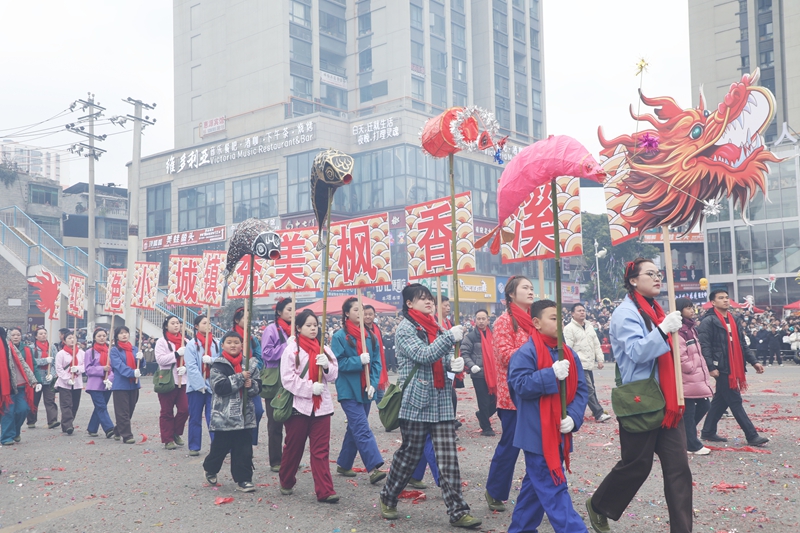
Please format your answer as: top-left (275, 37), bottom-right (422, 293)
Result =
top-left (115, 98), bottom-right (156, 329)
top-left (67, 94), bottom-right (107, 333)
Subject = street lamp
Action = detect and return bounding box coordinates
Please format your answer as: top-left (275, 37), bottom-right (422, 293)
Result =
top-left (594, 239), bottom-right (607, 302)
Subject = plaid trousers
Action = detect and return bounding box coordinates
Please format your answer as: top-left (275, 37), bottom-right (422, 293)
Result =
top-left (380, 419), bottom-right (470, 522)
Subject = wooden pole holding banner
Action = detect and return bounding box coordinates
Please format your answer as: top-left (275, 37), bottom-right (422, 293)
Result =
top-left (72, 314), bottom-right (79, 381)
top-left (436, 277), bottom-right (443, 325)
top-left (319, 193), bottom-right (334, 358)
top-left (136, 312), bottom-right (144, 384)
top-left (46, 317), bottom-right (53, 380)
top-left (242, 253), bottom-right (256, 420)
top-left (550, 179), bottom-right (568, 419)
top-left (177, 306), bottom-right (187, 387)
top-left (357, 288), bottom-right (370, 394)
top-left (538, 260), bottom-right (546, 300)
top-left (204, 305), bottom-right (212, 374)
top-left (661, 226), bottom-right (685, 406)
top-left (447, 153), bottom-right (461, 358)
top-left (105, 313), bottom-right (115, 381)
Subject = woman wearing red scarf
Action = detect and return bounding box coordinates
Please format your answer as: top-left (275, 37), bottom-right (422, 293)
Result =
top-left (55, 332), bottom-right (85, 435)
top-left (155, 315), bottom-right (190, 450)
top-left (0, 327), bottom-right (39, 445)
top-left (26, 327), bottom-right (60, 430)
top-left (506, 299), bottom-right (587, 533)
top-left (587, 258), bottom-right (693, 533)
top-left (109, 326), bottom-right (145, 444)
top-left (484, 276), bottom-right (535, 512)
top-left (185, 315), bottom-right (220, 456)
top-left (378, 284), bottom-right (481, 529)
top-left (277, 309), bottom-right (339, 502)
top-left (84, 329), bottom-right (115, 438)
top-left (331, 297), bottom-right (386, 484)
top-left (231, 307), bottom-right (265, 448)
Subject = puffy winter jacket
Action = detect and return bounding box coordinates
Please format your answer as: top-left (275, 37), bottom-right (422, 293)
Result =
top-left (678, 319), bottom-right (712, 399)
top-left (563, 319), bottom-right (604, 371)
top-left (209, 356), bottom-right (261, 432)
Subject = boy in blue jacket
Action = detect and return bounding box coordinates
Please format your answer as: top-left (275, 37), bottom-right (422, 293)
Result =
top-left (507, 299), bottom-right (589, 533)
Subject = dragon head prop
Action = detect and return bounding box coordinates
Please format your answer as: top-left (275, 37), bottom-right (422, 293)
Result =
top-left (28, 269), bottom-right (61, 320)
top-left (224, 218), bottom-right (281, 277)
top-left (310, 148), bottom-right (353, 250)
top-left (599, 68), bottom-right (780, 235)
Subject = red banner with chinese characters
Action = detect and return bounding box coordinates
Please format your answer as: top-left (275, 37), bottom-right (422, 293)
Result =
top-left (28, 268), bottom-right (62, 321)
top-left (501, 176), bottom-right (583, 263)
top-left (131, 262), bottom-right (161, 310)
top-left (226, 258), bottom-right (266, 300)
top-left (328, 214), bottom-right (391, 288)
top-left (67, 274), bottom-right (86, 319)
top-left (406, 192), bottom-right (475, 280)
top-left (262, 228), bottom-right (322, 292)
top-left (197, 250), bottom-right (227, 307)
top-left (141, 225), bottom-right (226, 252)
top-left (103, 269), bottom-right (127, 314)
top-left (166, 255), bottom-right (202, 306)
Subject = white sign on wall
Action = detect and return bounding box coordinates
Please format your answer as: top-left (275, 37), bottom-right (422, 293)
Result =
top-left (352, 117), bottom-right (400, 145)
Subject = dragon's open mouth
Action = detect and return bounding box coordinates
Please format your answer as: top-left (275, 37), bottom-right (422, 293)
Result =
top-left (699, 90), bottom-right (771, 169)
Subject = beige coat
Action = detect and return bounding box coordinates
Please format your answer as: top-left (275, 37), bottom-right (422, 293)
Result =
top-left (563, 320), bottom-right (604, 371)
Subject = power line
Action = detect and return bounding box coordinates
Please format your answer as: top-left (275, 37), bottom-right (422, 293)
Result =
top-left (0, 108), bottom-right (73, 136)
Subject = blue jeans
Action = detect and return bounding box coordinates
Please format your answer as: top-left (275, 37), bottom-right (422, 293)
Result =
top-left (251, 394), bottom-right (264, 445)
top-left (337, 400), bottom-right (384, 471)
top-left (187, 390), bottom-right (213, 451)
top-left (374, 387), bottom-right (385, 406)
top-left (411, 434), bottom-right (440, 485)
top-left (1, 387), bottom-right (29, 443)
top-left (86, 390), bottom-right (114, 434)
top-left (486, 408), bottom-right (521, 501)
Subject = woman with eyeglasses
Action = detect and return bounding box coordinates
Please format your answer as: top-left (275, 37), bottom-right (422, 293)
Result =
top-left (585, 258), bottom-right (693, 533)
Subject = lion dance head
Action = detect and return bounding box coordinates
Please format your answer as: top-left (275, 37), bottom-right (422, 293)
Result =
top-left (599, 68), bottom-right (780, 235)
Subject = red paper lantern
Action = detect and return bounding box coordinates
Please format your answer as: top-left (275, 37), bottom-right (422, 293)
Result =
top-left (420, 107), bottom-right (479, 158)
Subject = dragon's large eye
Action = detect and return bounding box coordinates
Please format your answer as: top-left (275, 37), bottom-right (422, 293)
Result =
top-left (689, 124), bottom-right (703, 140)
top-left (703, 110), bottom-right (710, 117)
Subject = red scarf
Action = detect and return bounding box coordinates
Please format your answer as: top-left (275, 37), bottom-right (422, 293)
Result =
top-left (297, 334), bottom-right (323, 410)
top-left (117, 341), bottom-right (137, 383)
top-left (166, 331), bottom-right (184, 351)
top-left (36, 340), bottom-right (50, 367)
top-left (631, 292), bottom-right (683, 429)
top-left (16, 344), bottom-right (35, 409)
top-left (345, 319), bottom-right (371, 394)
top-left (714, 309), bottom-right (748, 392)
top-left (408, 309), bottom-right (446, 389)
top-left (195, 331), bottom-right (213, 378)
top-left (276, 318), bottom-right (292, 339)
top-left (530, 328), bottom-right (578, 485)
top-left (479, 327), bottom-right (498, 395)
top-left (369, 323), bottom-right (389, 390)
top-left (509, 303), bottom-right (535, 336)
top-left (0, 341), bottom-right (34, 413)
top-left (222, 350), bottom-right (242, 373)
top-left (93, 343), bottom-right (109, 368)
top-left (66, 344), bottom-right (79, 371)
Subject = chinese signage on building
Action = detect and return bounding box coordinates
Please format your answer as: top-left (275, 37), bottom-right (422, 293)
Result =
top-left (352, 117), bottom-right (400, 145)
top-left (456, 274), bottom-right (497, 303)
top-left (199, 116), bottom-right (226, 138)
top-left (142, 225), bottom-right (226, 252)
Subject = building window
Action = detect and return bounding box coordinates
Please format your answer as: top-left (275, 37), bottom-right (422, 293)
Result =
top-left (760, 50), bottom-right (774, 67)
top-left (531, 58), bottom-right (541, 79)
top-left (533, 119), bottom-right (543, 139)
top-left (359, 48), bottom-right (372, 72)
top-left (319, 11), bottom-right (346, 40)
top-left (105, 251), bottom-right (126, 269)
top-left (31, 216), bottom-right (60, 238)
top-left (410, 4), bottom-right (423, 29)
top-left (291, 75), bottom-right (312, 99)
top-left (516, 114), bottom-right (529, 135)
top-left (178, 181), bottom-right (224, 232)
top-left (512, 19), bottom-right (526, 42)
top-left (759, 22), bottom-right (773, 41)
top-left (430, 12), bottom-right (445, 37)
top-left (289, 1), bottom-right (311, 27)
top-left (233, 173), bottom-right (278, 223)
top-left (514, 82), bottom-right (527, 103)
top-left (146, 184), bottom-right (171, 237)
top-left (452, 24), bottom-right (466, 47)
top-left (492, 10), bottom-right (507, 33)
top-left (287, 152), bottom-right (315, 213)
top-left (496, 107), bottom-right (511, 130)
top-left (360, 80), bottom-right (388, 103)
top-left (412, 77), bottom-right (425, 101)
top-left (29, 184), bottom-right (59, 206)
top-left (431, 50), bottom-right (447, 73)
top-left (105, 219), bottom-right (127, 240)
top-left (530, 28), bottom-right (539, 49)
top-left (411, 41), bottom-right (424, 66)
top-left (532, 89), bottom-right (542, 110)
top-left (493, 42), bottom-right (508, 66)
top-left (453, 92), bottom-right (467, 107)
top-left (758, 0), bottom-right (772, 11)
top-left (740, 27), bottom-right (748, 41)
top-left (290, 37), bottom-right (312, 65)
top-left (320, 83), bottom-right (348, 110)
top-left (495, 74), bottom-right (509, 97)
top-left (452, 57), bottom-right (467, 81)
top-left (432, 84), bottom-right (447, 108)
top-left (741, 55), bottom-right (750, 69)
top-left (358, 12), bottom-right (371, 35)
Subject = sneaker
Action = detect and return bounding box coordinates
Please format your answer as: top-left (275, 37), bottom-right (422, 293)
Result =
top-left (454, 420), bottom-right (463, 429)
top-left (87, 432), bottom-right (99, 437)
top-left (369, 467), bottom-right (387, 485)
top-left (596, 414), bottom-right (612, 423)
top-left (485, 490), bottom-right (506, 512)
top-left (481, 428), bottom-right (497, 437)
top-left (105, 428), bottom-right (115, 439)
top-left (165, 441), bottom-right (178, 450)
top-left (236, 481), bottom-right (255, 493)
top-left (701, 433), bottom-right (728, 442)
top-left (66, 428), bottom-right (74, 435)
top-left (13, 436), bottom-right (21, 443)
top-left (318, 494), bottom-right (340, 503)
top-left (585, 497), bottom-right (610, 533)
top-left (336, 466), bottom-right (357, 477)
top-left (173, 435), bottom-right (185, 446)
top-left (270, 464), bottom-right (281, 472)
top-left (114, 435), bottom-right (121, 441)
top-left (384, 427), bottom-right (394, 433)
top-left (48, 421), bottom-right (60, 429)
top-left (406, 477), bottom-right (427, 490)
top-left (780, 364), bottom-right (784, 367)
top-left (124, 438), bottom-right (136, 444)
top-left (689, 447), bottom-right (711, 455)
top-left (189, 450), bottom-right (200, 457)
top-left (747, 435), bottom-right (770, 447)
top-left (450, 514), bottom-right (482, 528)
top-left (280, 486), bottom-right (293, 495)
top-left (205, 471), bottom-right (218, 486)
top-left (380, 500), bottom-right (398, 520)
top-left (27, 424), bottom-right (35, 429)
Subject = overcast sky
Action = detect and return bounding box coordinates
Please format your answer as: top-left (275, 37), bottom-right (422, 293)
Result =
top-left (0, 1), bottom-right (691, 214)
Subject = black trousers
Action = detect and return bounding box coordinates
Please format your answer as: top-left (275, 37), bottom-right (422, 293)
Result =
top-left (57, 387), bottom-right (82, 433)
top-left (683, 398), bottom-right (710, 452)
top-left (471, 377), bottom-right (497, 431)
top-left (701, 374), bottom-right (758, 442)
top-left (203, 428), bottom-right (254, 483)
top-left (113, 389), bottom-right (139, 441)
top-left (592, 421), bottom-right (693, 533)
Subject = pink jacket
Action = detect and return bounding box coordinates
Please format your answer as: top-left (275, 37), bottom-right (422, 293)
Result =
top-left (155, 337), bottom-right (186, 386)
top-left (678, 319), bottom-right (713, 399)
top-left (55, 349), bottom-right (85, 390)
top-left (280, 338), bottom-right (338, 417)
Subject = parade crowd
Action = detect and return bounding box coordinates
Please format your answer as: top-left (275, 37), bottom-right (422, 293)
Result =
top-left (1, 260), bottom-right (795, 532)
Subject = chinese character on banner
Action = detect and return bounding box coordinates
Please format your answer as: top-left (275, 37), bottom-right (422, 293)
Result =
top-left (501, 177), bottom-right (583, 263)
top-left (131, 262), bottom-right (161, 310)
top-left (406, 192), bottom-right (475, 280)
top-left (328, 214), bottom-right (392, 288)
top-left (103, 269), bottom-right (127, 314)
top-left (226, 257), bottom-right (267, 299)
top-left (196, 250), bottom-right (227, 307)
top-left (261, 229), bottom-right (322, 292)
top-left (166, 256), bottom-right (201, 306)
top-left (67, 274), bottom-right (86, 319)
top-left (28, 268), bottom-right (62, 321)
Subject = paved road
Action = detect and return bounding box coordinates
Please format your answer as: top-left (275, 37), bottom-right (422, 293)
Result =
top-left (1, 365), bottom-right (799, 532)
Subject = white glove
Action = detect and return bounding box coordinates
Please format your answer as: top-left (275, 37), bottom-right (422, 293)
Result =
top-left (560, 415), bottom-right (575, 434)
top-left (470, 365), bottom-right (481, 374)
top-left (103, 379), bottom-right (112, 390)
top-left (134, 369), bottom-right (141, 378)
top-left (366, 385), bottom-right (375, 400)
top-left (177, 366), bottom-right (187, 376)
top-left (360, 353), bottom-right (370, 365)
top-left (35, 384), bottom-right (42, 392)
top-left (202, 355), bottom-right (213, 364)
top-left (312, 382), bottom-right (324, 396)
top-left (136, 352), bottom-right (144, 360)
top-left (449, 325), bottom-right (464, 342)
top-left (45, 357), bottom-right (54, 364)
top-left (658, 311), bottom-right (683, 335)
top-left (176, 347), bottom-right (186, 357)
top-left (70, 366), bottom-right (79, 373)
top-left (450, 356), bottom-right (465, 373)
top-left (68, 379), bottom-right (75, 386)
top-left (316, 353), bottom-right (329, 370)
top-left (552, 359), bottom-right (570, 380)
top-left (44, 374), bottom-right (52, 382)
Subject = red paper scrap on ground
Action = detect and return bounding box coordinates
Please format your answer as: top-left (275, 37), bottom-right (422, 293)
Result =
top-left (711, 482), bottom-right (747, 493)
top-left (705, 445), bottom-right (771, 454)
top-left (761, 389), bottom-right (778, 393)
top-left (398, 490), bottom-right (426, 503)
top-left (86, 440), bottom-right (95, 445)
top-left (352, 467), bottom-right (367, 473)
top-left (140, 433), bottom-right (148, 443)
top-left (214, 497), bottom-right (234, 505)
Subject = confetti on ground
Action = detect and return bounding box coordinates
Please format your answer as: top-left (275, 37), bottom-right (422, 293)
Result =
top-left (214, 497), bottom-right (234, 505)
top-left (398, 490), bottom-right (426, 503)
top-left (711, 482), bottom-right (747, 493)
top-left (705, 445), bottom-right (771, 454)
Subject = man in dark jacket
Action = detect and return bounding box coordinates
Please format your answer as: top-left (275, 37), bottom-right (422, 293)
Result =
top-left (698, 289), bottom-right (769, 446)
top-left (755, 327), bottom-right (770, 365)
top-left (461, 310), bottom-right (497, 436)
top-left (768, 326), bottom-right (784, 366)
